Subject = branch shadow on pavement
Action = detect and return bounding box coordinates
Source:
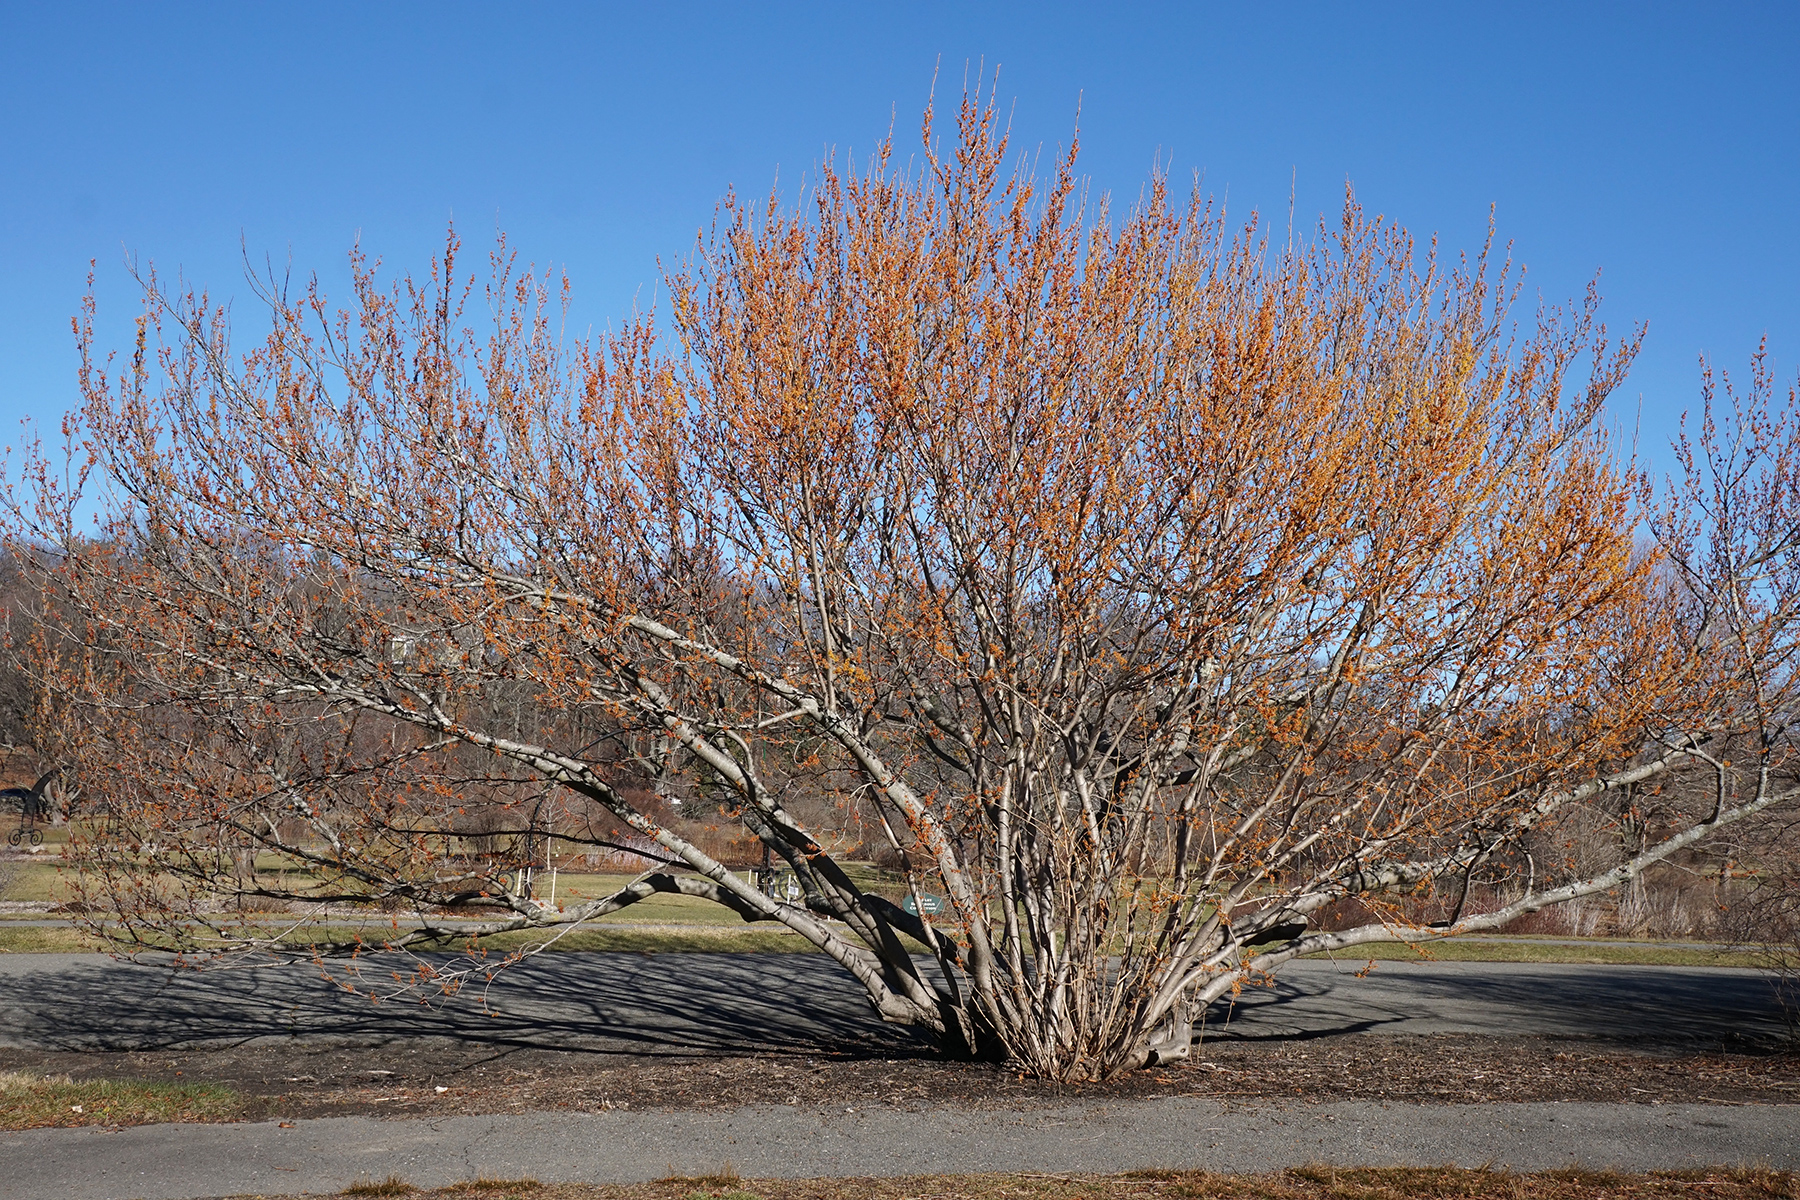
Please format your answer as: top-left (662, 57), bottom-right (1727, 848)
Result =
top-left (1199, 960), bottom-right (1791, 1050)
top-left (4, 951), bottom-right (933, 1060)
top-left (11, 953), bottom-right (1790, 1060)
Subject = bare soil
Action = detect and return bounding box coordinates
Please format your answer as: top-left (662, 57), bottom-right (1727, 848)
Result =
top-left (2, 1034), bottom-right (1797, 1128)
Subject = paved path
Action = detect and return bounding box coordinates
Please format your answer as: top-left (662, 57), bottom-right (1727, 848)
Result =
top-left (5, 953), bottom-right (1794, 1198)
top-left (6, 1099), bottom-right (1798, 1199)
top-left (2, 952), bottom-right (1789, 1056)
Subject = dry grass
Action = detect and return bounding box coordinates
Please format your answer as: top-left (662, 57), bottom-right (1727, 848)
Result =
top-left (474, 926), bottom-right (815, 954)
top-left (0, 861), bottom-right (68, 903)
top-left (0, 925), bottom-right (103, 953)
top-left (342, 1177), bottom-right (418, 1196)
top-left (0, 1069), bottom-right (239, 1128)
top-left (256, 924), bottom-right (820, 955)
top-left (1305, 938), bottom-right (1763, 968)
top-left (0, 858), bottom-right (1767, 967)
top-left (239, 1166), bottom-right (1800, 1200)
top-left (0, 912), bottom-right (1758, 964)
top-left (0, 919), bottom-right (818, 956)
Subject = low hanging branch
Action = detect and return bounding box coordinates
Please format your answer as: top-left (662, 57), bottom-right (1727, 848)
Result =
top-left (6, 87), bottom-right (1799, 1081)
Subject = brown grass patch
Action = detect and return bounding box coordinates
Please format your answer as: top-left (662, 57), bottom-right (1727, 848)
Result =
top-left (342, 1176), bottom-right (418, 1196)
top-left (1304, 939), bottom-right (1763, 968)
top-left (240, 1166), bottom-right (1800, 1200)
top-left (0, 1069), bottom-right (239, 1128)
top-left (0, 925), bottom-right (103, 953)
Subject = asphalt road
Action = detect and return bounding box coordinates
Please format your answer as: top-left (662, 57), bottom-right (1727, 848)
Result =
top-left (4, 953), bottom-right (1795, 1198)
top-left (1, 950), bottom-right (1789, 1056)
top-left (7, 1100), bottom-right (1800, 1199)
top-left (10, 1101), bottom-right (1800, 1194)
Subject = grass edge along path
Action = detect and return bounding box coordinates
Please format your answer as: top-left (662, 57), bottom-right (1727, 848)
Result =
top-left (0, 919), bottom-right (1771, 968)
top-left (0, 1070), bottom-right (239, 1129)
top-left (0, 922), bottom-right (813, 956)
top-left (243, 1165), bottom-right (1800, 1200)
top-left (1300, 937), bottom-right (1766, 968)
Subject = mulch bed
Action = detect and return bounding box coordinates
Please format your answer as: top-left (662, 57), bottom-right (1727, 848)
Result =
top-left (3, 1034), bottom-right (1797, 1125)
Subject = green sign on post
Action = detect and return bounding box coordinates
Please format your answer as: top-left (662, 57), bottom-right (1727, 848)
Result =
top-left (901, 893), bottom-right (947, 916)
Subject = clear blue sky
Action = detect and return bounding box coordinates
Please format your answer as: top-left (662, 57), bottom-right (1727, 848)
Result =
top-left (3, 2), bottom-right (1796, 470)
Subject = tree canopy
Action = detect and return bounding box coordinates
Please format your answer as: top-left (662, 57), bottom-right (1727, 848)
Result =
top-left (7, 94), bottom-right (1800, 1080)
